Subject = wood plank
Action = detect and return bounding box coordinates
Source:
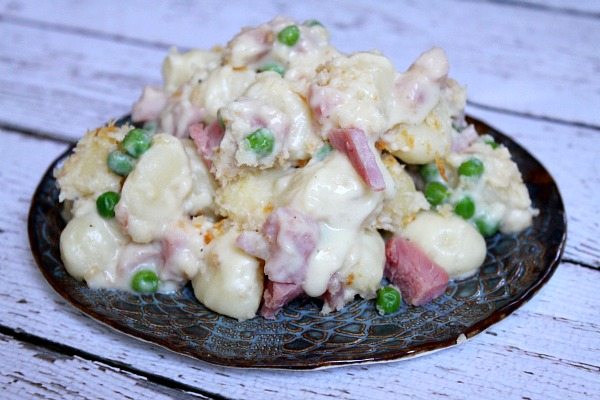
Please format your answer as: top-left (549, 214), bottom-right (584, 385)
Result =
top-left (1, 0), bottom-right (600, 129)
top-left (0, 22), bottom-right (163, 141)
top-left (510, 0), bottom-right (600, 15)
top-left (1, 128), bottom-right (598, 398)
top-left (0, 333), bottom-right (212, 400)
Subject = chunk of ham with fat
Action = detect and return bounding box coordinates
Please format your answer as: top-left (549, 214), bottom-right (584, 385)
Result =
top-left (189, 120), bottom-right (225, 168)
top-left (321, 273), bottom-right (346, 313)
top-left (262, 207), bottom-right (320, 284)
top-left (328, 128), bottom-right (386, 191)
top-left (260, 281), bottom-right (304, 319)
top-left (236, 207), bottom-right (320, 318)
top-left (385, 235), bottom-right (449, 306)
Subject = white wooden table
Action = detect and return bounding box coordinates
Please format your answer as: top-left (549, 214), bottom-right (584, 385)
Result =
top-left (1, 1), bottom-right (599, 399)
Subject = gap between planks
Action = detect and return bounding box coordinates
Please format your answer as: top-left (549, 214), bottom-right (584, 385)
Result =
top-left (0, 261), bottom-right (597, 399)
top-left (0, 324), bottom-right (231, 400)
top-left (467, 0), bottom-right (600, 20)
top-left (467, 101), bottom-right (600, 133)
top-left (0, 13), bottom-right (174, 51)
top-left (2, 1), bottom-right (600, 129)
top-left (0, 334), bottom-right (210, 400)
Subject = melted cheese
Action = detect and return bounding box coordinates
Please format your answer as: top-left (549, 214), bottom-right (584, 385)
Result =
top-left (278, 152), bottom-right (384, 296)
top-left (57, 17), bottom-right (537, 320)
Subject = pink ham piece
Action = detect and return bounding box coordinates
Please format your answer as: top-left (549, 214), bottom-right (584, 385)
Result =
top-left (260, 281), bottom-right (304, 319)
top-left (262, 207), bottom-right (320, 284)
top-left (321, 273), bottom-right (347, 313)
top-left (328, 128), bottom-right (386, 191)
top-left (189, 120), bottom-right (225, 168)
top-left (384, 235), bottom-right (449, 306)
top-left (237, 207), bottom-right (319, 319)
top-left (131, 86), bottom-right (168, 122)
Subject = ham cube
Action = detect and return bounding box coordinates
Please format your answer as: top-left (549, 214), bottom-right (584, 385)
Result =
top-left (189, 120), bottom-right (225, 167)
top-left (328, 128), bottom-right (386, 191)
top-left (384, 235), bottom-right (449, 306)
top-left (262, 207), bottom-right (320, 284)
top-left (260, 281), bottom-right (304, 319)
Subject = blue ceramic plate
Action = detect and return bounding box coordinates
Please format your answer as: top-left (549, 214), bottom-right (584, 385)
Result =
top-left (28, 116), bottom-right (566, 369)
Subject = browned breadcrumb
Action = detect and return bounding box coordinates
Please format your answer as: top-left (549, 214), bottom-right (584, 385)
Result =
top-left (263, 203), bottom-right (274, 214)
top-left (295, 159), bottom-right (309, 168)
top-left (375, 139), bottom-right (389, 151)
top-left (345, 273), bottom-right (355, 286)
top-left (435, 156), bottom-right (447, 182)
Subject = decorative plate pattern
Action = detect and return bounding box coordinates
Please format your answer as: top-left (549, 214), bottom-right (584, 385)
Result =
top-left (28, 116), bottom-right (566, 369)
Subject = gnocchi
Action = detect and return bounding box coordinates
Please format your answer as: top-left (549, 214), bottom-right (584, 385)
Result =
top-left (57, 17), bottom-right (536, 321)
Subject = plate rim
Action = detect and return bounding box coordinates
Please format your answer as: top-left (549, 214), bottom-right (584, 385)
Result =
top-left (28, 115), bottom-right (567, 370)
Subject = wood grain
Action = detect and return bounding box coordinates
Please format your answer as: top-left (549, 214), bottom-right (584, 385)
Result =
top-left (1, 0), bottom-right (599, 129)
top-left (0, 333), bottom-right (210, 400)
top-left (0, 0), bottom-right (598, 398)
top-left (0, 125), bottom-right (598, 398)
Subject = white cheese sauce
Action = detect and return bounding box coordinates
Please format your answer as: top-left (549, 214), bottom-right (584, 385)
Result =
top-left (56, 17), bottom-right (537, 320)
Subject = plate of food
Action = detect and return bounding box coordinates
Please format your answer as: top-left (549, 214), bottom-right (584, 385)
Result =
top-left (28, 17), bottom-right (566, 369)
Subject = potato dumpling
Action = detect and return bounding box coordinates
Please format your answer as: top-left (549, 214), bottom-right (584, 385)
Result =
top-left (244, 74), bottom-right (321, 160)
top-left (192, 225), bottom-right (263, 321)
top-left (190, 65), bottom-right (256, 121)
top-left (338, 229), bottom-right (385, 298)
top-left (60, 211), bottom-right (128, 287)
top-left (403, 211), bottom-right (486, 279)
top-left (163, 48), bottom-right (222, 94)
top-left (181, 139), bottom-right (216, 216)
top-left (116, 134), bottom-right (192, 243)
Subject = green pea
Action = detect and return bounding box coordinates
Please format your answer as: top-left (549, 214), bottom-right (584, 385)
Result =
top-left (96, 191), bottom-right (120, 218)
top-left (107, 150), bottom-right (136, 176)
top-left (122, 128), bottom-right (152, 158)
top-left (475, 217), bottom-right (499, 237)
top-left (376, 286), bottom-right (401, 315)
top-left (314, 142), bottom-right (332, 160)
top-left (485, 139), bottom-right (500, 149)
top-left (454, 196), bottom-right (475, 219)
top-left (257, 62), bottom-right (286, 76)
top-left (458, 158), bottom-right (484, 177)
top-left (420, 163), bottom-right (440, 183)
top-left (425, 181), bottom-right (449, 206)
top-left (217, 109), bottom-right (226, 131)
top-left (277, 25), bottom-right (300, 46)
top-left (246, 128), bottom-right (274, 156)
top-left (131, 270), bottom-right (159, 293)
top-left (304, 19), bottom-right (323, 27)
